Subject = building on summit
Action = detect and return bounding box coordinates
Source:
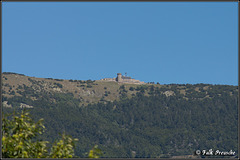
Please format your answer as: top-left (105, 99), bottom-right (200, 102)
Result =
top-left (101, 73), bottom-right (144, 84)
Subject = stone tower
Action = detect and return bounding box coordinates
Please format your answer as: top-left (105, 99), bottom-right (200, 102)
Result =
top-left (116, 73), bottom-right (122, 82)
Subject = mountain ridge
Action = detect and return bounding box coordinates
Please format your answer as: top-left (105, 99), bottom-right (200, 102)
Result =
top-left (2, 72), bottom-right (237, 108)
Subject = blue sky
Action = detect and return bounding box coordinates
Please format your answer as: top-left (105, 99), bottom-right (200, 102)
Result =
top-left (2, 2), bottom-right (238, 85)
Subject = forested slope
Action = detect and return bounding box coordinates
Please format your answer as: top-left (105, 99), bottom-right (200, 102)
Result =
top-left (2, 73), bottom-right (238, 158)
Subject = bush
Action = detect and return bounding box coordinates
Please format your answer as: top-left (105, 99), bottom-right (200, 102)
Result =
top-left (2, 110), bottom-right (102, 158)
top-left (2, 110), bottom-right (78, 158)
top-left (9, 91), bottom-right (15, 95)
top-left (129, 87), bottom-right (134, 91)
top-left (88, 145), bottom-right (102, 158)
top-left (54, 83), bottom-right (63, 88)
top-left (120, 85), bottom-right (125, 90)
top-left (87, 85), bottom-right (92, 88)
top-left (104, 91), bottom-right (108, 96)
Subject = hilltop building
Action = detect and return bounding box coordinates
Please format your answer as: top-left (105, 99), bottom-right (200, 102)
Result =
top-left (101, 73), bottom-right (144, 84)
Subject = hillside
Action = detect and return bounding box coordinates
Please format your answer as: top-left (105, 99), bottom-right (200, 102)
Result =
top-left (2, 72), bottom-right (150, 106)
top-left (2, 72), bottom-right (238, 158)
top-left (2, 72), bottom-right (237, 107)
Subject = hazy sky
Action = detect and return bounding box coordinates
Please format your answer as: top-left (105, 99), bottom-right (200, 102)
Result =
top-left (2, 2), bottom-right (238, 85)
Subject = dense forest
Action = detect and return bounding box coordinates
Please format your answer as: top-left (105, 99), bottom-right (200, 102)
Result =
top-left (2, 73), bottom-right (238, 158)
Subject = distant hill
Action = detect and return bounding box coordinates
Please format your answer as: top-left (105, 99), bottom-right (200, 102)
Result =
top-left (2, 72), bottom-right (238, 158)
top-left (2, 72), bottom-right (148, 106)
top-left (2, 72), bottom-right (237, 107)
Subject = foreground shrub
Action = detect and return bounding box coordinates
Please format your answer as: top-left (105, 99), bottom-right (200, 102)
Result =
top-left (2, 110), bottom-right (78, 158)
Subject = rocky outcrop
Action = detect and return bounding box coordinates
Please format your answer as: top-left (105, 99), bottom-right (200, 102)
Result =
top-left (3, 101), bottom-right (12, 108)
top-left (19, 103), bottom-right (34, 108)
